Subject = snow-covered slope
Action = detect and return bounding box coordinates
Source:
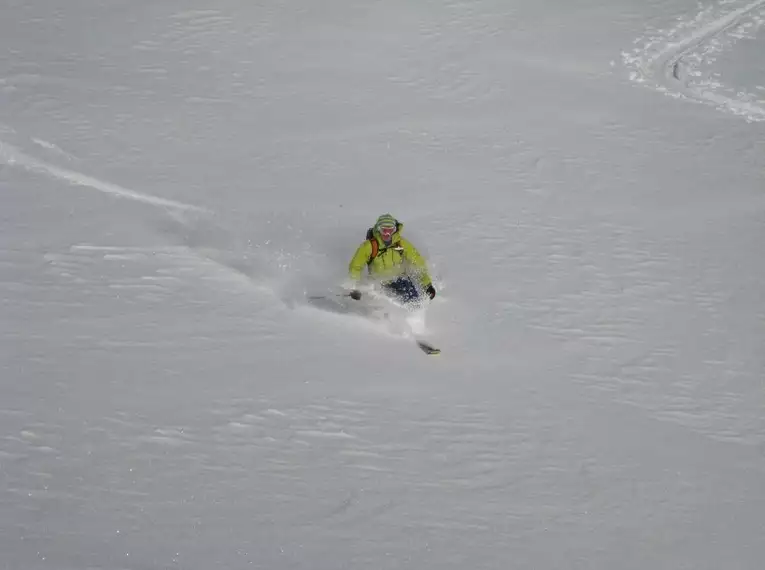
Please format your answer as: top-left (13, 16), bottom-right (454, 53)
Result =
top-left (2, 1), bottom-right (764, 568)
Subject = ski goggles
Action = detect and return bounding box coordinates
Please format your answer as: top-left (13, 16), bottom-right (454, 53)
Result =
top-left (378, 226), bottom-right (396, 238)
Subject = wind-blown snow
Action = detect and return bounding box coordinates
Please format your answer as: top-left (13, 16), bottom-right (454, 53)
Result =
top-left (2, 1), bottom-right (764, 569)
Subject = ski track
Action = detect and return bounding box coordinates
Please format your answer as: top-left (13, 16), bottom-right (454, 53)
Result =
top-left (623, 0), bottom-right (765, 121)
top-left (0, 138), bottom-right (207, 213)
top-left (0, 241), bottom-right (275, 354)
top-left (43, 243), bottom-right (270, 305)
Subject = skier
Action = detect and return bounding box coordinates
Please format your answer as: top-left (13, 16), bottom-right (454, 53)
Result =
top-left (347, 213), bottom-right (436, 306)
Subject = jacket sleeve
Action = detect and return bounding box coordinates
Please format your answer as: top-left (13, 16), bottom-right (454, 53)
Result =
top-left (348, 241), bottom-right (373, 283)
top-left (400, 238), bottom-right (432, 287)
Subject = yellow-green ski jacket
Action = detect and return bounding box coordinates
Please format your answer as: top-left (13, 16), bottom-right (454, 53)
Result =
top-left (348, 223), bottom-right (432, 288)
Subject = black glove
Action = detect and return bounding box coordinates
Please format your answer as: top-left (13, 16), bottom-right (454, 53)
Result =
top-left (349, 289), bottom-right (362, 301)
top-left (425, 284), bottom-right (436, 300)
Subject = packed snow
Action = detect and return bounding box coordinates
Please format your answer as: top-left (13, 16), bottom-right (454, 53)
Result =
top-left (1, 1), bottom-right (764, 568)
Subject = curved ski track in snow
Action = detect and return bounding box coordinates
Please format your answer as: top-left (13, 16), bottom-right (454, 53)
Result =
top-left (0, 139), bottom-right (207, 213)
top-left (623, 0), bottom-right (765, 122)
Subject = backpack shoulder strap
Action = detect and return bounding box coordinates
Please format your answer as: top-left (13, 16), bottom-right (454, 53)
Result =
top-left (368, 237), bottom-right (378, 263)
top-left (365, 228), bottom-right (378, 263)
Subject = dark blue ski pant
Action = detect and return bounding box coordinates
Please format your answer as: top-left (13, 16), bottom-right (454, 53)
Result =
top-left (382, 277), bottom-right (419, 304)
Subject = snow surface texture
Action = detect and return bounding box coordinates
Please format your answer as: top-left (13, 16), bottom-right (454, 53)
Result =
top-left (1, 1), bottom-right (764, 569)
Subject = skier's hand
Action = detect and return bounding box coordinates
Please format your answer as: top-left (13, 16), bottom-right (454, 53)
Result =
top-left (425, 284), bottom-right (436, 300)
top-left (349, 289), bottom-right (362, 301)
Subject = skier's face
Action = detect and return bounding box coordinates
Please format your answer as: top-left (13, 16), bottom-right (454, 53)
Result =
top-left (380, 226), bottom-right (395, 241)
